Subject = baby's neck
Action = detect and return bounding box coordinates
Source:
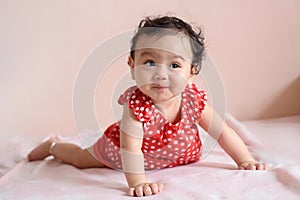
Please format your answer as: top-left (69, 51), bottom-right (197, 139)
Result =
top-left (153, 95), bottom-right (182, 123)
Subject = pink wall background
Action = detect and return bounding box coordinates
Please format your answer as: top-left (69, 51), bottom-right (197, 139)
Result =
top-left (1, 0), bottom-right (299, 136)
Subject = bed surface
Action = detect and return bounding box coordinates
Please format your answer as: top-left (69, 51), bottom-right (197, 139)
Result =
top-left (0, 115), bottom-right (299, 199)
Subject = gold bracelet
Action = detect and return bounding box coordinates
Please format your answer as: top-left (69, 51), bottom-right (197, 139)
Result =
top-left (49, 142), bottom-right (57, 155)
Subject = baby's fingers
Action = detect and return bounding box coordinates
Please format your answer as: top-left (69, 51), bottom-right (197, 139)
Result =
top-left (127, 185), bottom-right (151, 197)
top-left (256, 163), bottom-right (269, 170)
top-left (248, 164), bottom-right (256, 170)
top-left (127, 186), bottom-right (144, 197)
top-left (149, 183), bottom-right (164, 194)
top-left (143, 184), bottom-right (153, 196)
top-left (128, 183), bottom-right (164, 197)
top-left (149, 183), bottom-right (158, 194)
top-left (128, 188), bottom-right (135, 196)
top-left (250, 163), bottom-right (269, 170)
top-left (239, 162), bottom-right (270, 170)
top-left (135, 186), bottom-right (144, 197)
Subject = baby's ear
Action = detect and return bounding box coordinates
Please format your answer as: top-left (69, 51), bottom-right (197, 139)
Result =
top-left (191, 64), bottom-right (200, 75)
top-left (127, 56), bottom-right (135, 80)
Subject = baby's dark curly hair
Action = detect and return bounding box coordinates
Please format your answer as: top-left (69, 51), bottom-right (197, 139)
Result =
top-left (130, 16), bottom-right (205, 74)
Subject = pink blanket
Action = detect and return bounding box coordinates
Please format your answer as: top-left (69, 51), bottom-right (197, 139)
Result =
top-left (0, 115), bottom-right (299, 199)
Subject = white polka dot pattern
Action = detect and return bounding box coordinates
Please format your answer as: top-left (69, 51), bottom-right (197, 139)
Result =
top-left (93, 84), bottom-right (207, 170)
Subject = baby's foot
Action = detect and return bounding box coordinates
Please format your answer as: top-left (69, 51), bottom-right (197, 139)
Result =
top-left (27, 136), bottom-right (60, 161)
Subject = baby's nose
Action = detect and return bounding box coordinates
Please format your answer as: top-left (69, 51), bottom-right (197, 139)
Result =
top-left (154, 65), bottom-right (168, 80)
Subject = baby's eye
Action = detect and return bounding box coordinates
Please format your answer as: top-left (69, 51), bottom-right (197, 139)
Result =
top-left (144, 60), bottom-right (156, 67)
top-left (170, 63), bottom-right (181, 69)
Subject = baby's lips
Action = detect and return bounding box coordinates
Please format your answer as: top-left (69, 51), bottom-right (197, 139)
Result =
top-left (151, 83), bottom-right (169, 88)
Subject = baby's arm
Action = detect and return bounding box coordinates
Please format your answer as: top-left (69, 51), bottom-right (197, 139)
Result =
top-left (120, 105), bottom-right (164, 196)
top-left (199, 105), bottom-right (269, 170)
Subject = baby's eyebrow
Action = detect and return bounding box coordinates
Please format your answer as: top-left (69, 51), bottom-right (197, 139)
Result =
top-left (172, 55), bottom-right (185, 61)
top-left (140, 50), bottom-right (186, 61)
top-left (140, 51), bottom-right (155, 58)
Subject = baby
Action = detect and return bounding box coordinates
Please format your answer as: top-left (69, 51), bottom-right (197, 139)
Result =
top-left (28, 15), bottom-right (269, 197)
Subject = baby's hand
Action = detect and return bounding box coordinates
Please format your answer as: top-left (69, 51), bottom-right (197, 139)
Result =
top-left (238, 161), bottom-right (269, 170)
top-left (128, 183), bottom-right (164, 197)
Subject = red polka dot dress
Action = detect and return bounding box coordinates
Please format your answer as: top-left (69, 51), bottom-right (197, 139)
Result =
top-left (92, 84), bottom-right (207, 170)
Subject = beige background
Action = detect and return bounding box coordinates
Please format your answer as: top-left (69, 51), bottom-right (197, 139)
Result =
top-left (1, 0), bottom-right (299, 136)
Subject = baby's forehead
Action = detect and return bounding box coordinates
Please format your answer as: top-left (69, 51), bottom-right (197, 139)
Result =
top-left (134, 33), bottom-right (193, 61)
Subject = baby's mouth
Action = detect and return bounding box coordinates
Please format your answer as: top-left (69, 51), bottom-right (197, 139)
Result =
top-left (152, 83), bottom-right (168, 88)
top-left (151, 84), bottom-right (169, 90)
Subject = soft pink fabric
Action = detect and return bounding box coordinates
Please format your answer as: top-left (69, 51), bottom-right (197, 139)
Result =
top-left (0, 115), bottom-right (299, 199)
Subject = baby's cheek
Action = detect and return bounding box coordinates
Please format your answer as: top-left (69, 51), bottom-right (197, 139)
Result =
top-left (169, 75), bottom-right (188, 96)
top-left (134, 67), bottom-right (154, 88)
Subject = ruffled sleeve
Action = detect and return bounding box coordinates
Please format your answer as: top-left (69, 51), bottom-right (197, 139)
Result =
top-left (118, 86), bottom-right (137, 105)
top-left (118, 86), bottom-right (153, 122)
top-left (183, 84), bottom-right (207, 122)
top-left (191, 84), bottom-right (207, 115)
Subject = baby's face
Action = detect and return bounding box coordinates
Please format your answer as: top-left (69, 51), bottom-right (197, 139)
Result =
top-left (129, 33), bottom-right (194, 103)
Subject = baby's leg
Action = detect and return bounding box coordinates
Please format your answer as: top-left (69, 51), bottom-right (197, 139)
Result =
top-left (28, 138), bottom-right (105, 169)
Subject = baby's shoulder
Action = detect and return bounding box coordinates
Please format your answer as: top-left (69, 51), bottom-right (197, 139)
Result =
top-left (184, 84), bottom-right (207, 103)
top-left (118, 85), bottom-right (138, 105)
top-left (118, 86), bottom-right (152, 122)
